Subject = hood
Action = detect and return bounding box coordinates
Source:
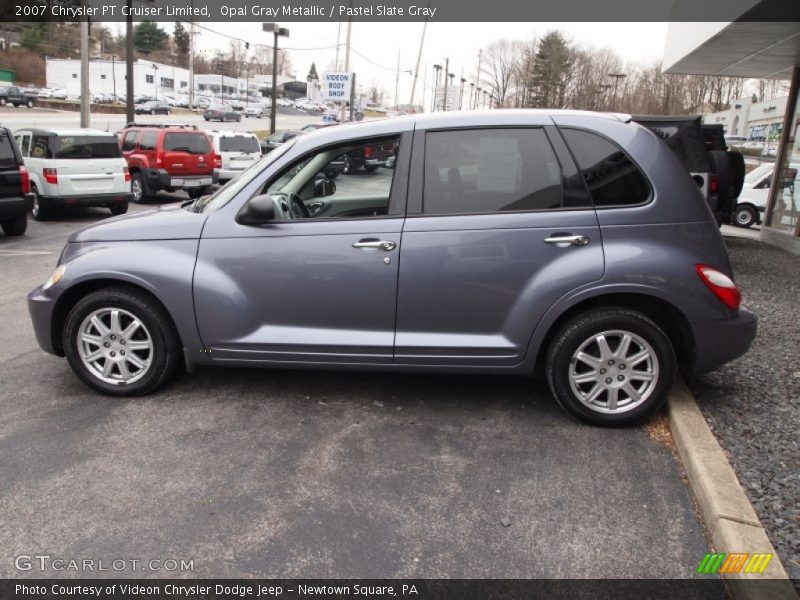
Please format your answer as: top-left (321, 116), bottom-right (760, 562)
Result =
top-left (68, 204), bottom-right (208, 243)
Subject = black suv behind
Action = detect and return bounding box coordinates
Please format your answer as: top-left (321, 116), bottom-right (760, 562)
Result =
top-left (0, 126), bottom-right (32, 236)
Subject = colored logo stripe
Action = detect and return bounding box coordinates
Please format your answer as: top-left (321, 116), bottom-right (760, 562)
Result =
top-left (697, 553), bottom-right (772, 574)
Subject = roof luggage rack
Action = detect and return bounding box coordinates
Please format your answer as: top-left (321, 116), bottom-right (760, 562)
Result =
top-left (123, 122), bottom-right (198, 129)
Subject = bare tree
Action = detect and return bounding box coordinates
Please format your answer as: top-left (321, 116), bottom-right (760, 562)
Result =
top-left (484, 39), bottom-right (518, 107)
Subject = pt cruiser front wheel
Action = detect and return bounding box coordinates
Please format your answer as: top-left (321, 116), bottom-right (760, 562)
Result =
top-left (546, 308), bottom-right (676, 426)
top-left (63, 287), bottom-right (180, 395)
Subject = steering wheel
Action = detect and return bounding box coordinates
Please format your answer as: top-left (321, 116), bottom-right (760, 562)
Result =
top-left (287, 193), bottom-right (311, 219)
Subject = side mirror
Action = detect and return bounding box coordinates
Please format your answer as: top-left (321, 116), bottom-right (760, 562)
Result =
top-left (754, 179), bottom-right (770, 190)
top-left (236, 194), bottom-right (275, 225)
top-left (314, 177), bottom-right (336, 197)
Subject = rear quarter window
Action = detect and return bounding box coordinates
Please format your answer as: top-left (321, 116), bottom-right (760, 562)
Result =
top-left (0, 131), bottom-right (18, 166)
top-left (163, 132), bottom-right (211, 154)
top-left (560, 129), bottom-right (650, 207)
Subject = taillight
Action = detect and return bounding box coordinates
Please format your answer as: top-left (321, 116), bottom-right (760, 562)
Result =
top-left (155, 155), bottom-right (163, 168)
top-left (696, 264), bottom-right (741, 311)
top-left (43, 167), bottom-right (58, 184)
top-left (708, 174), bottom-right (718, 194)
top-left (19, 165), bottom-right (30, 194)
top-left (123, 166), bottom-right (131, 182)
top-left (363, 146), bottom-right (372, 158)
top-left (214, 154), bottom-right (222, 169)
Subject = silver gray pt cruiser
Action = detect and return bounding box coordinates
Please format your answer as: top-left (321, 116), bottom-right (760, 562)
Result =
top-left (28, 111), bottom-right (757, 426)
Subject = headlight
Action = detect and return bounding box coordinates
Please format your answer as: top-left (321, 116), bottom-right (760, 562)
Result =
top-left (43, 264), bottom-right (66, 290)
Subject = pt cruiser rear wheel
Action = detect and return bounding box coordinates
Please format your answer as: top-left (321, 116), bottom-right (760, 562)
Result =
top-left (546, 308), bottom-right (676, 426)
top-left (63, 287), bottom-right (180, 395)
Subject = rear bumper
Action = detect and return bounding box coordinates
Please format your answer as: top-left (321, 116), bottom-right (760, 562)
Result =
top-left (142, 168), bottom-right (218, 191)
top-left (0, 193), bottom-right (34, 217)
top-left (39, 193), bottom-right (132, 208)
top-left (217, 167), bottom-right (254, 181)
top-left (689, 307), bottom-right (758, 374)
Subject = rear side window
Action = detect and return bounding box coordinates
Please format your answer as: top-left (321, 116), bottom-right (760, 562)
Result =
top-left (219, 136), bottom-right (260, 153)
top-left (54, 136), bottom-right (122, 159)
top-left (163, 133), bottom-right (211, 154)
top-left (0, 131), bottom-right (17, 166)
top-left (31, 135), bottom-right (52, 159)
top-left (122, 130), bottom-right (139, 151)
top-left (423, 128), bottom-right (564, 215)
top-left (561, 129), bottom-right (650, 207)
top-left (139, 131), bottom-right (158, 150)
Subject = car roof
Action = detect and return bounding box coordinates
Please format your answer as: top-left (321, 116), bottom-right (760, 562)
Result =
top-left (15, 128), bottom-right (118, 137)
top-left (209, 130), bottom-right (258, 138)
top-left (288, 109), bottom-right (632, 153)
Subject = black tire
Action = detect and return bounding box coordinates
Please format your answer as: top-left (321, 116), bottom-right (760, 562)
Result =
top-left (30, 184), bottom-right (49, 221)
top-left (364, 164), bottom-right (379, 173)
top-left (733, 204), bottom-right (757, 228)
top-left (727, 151), bottom-right (745, 199)
top-left (708, 150), bottom-right (733, 217)
top-left (342, 155), bottom-right (357, 174)
top-left (187, 188), bottom-right (203, 199)
top-left (110, 202), bottom-right (129, 216)
top-left (1, 214), bottom-right (27, 236)
top-left (63, 286), bottom-right (181, 396)
top-left (545, 308), bottom-right (676, 427)
top-left (130, 172), bottom-right (147, 203)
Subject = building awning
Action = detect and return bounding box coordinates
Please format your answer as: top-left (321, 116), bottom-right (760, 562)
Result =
top-left (664, 1), bottom-right (800, 79)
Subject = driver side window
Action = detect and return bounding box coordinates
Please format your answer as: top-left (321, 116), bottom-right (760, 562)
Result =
top-left (266, 136), bottom-right (400, 220)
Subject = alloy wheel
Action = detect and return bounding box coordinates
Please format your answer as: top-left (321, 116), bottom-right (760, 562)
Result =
top-left (568, 329), bottom-right (659, 414)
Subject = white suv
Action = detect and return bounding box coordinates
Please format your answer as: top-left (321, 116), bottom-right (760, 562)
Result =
top-left (206, 131), bottom-right (262, 184)
top-left (13, 128), bottom-right (131, 220)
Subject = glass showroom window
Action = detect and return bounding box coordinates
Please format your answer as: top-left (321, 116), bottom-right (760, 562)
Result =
top-left (766, 66), bottom-right (800, 236)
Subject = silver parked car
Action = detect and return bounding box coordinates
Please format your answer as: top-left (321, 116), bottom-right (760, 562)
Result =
top-left (28, 110), bottom-right (756, 426)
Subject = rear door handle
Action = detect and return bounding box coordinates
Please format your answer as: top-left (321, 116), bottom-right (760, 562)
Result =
top-left (352, 239), bottom-right (396, 251)
top-left (544, 234), bottom-right (589, 246)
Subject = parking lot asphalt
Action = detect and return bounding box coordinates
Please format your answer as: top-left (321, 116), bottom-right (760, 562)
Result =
top-left (0, 189), bottom-right (714, 579)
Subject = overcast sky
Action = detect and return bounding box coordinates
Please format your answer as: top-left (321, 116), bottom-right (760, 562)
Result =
top-left (114, 21), bottom-right (669, 104)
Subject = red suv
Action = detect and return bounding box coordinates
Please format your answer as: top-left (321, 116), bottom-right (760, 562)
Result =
top-left (118, 124), bottom-right (218, 201)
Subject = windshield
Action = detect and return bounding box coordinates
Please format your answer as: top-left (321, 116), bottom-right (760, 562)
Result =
top-left (220, 136), bottom-right (260, 153)
top-left (190, 138), bottom-right (295, 213)
top-left (163, 132), bottom-right (211, 154)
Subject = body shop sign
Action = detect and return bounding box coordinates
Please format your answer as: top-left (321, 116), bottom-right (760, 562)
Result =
top-left (321, 72), bottom-right (352, 101)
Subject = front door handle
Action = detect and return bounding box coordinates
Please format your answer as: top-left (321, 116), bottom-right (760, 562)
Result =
top-left (352, 239), bottom-right (397, 251)
top-left (544, 234), bottom-right (589, 246)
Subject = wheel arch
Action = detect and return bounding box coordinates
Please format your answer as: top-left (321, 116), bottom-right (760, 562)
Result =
top-left (50, 278), bottom-right (183, 357)
top-left (531, 292), bottom-right (694, 373)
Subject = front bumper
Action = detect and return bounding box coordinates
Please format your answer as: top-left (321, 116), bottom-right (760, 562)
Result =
top-left (689, 307), bottom-right (758, 374)
top-left (39, 193), bottom-right (131, 208)
top-left (28, 285), bottom-right (60, 356)
top-left (0, 192), bottom-right (34, 217)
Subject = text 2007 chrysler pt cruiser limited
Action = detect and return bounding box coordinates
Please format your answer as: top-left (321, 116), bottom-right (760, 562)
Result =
top-left (28, 111), bottom-right (757, 426)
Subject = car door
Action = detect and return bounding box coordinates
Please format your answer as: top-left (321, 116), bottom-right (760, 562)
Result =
top-left (193, 130), bottom-right (411, 364)
top-left (395, 124), bottom-right (604, 367)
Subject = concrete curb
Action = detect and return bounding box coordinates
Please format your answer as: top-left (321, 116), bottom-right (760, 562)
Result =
top-left (668, 376), bottom-right (797, 600)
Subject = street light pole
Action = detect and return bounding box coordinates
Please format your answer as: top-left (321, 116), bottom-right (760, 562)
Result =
top-left (432, 64), bottom-right (441, 111)
top-left (80, 19), bottom-right (89, 128)
top-left (442, 58), bottom-right (449, 111)
top-left (153, 64), bottom-right (159, 100)
top-left (264, 23), bottom-right (290, 135)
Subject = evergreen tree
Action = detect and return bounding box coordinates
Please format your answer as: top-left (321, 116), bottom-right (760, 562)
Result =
top-left (173, 22), bottom-right (190, 58)
top-left (307, 62), bottom-right (319, 81)
top-left (530, 30), bottom-right (572, 108)
top-left (133, 21), bottom-right (168, 55)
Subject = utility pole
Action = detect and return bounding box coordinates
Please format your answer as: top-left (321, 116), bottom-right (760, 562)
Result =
top-left (394, 49), bottom-right (400, 111)
top-left (442, 58), bottom-right (450, 111)
top-left (340, 12), bottom-right (352, 122)
top-left (432, 64), bottom-right (441, 111)
top-left (409, 17), bottom-right (427, 110)
top-left (608, 73), bottom-right (626, 111)
top-left (264, 23), bottom-right (290, 134)
top-left (80, 19), bottom-right (90, 128)
top-left (474, 49), bottom-right (482, 109)
top-left (125, 0), bottom-right (134, 123)
top-left (189, 1), bottom-right (195, 111)
top-left (334, 21), bottom-right (341, 70)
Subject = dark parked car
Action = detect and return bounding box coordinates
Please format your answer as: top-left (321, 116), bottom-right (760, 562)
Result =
top-left (135, 101), bottom-right (171, 115)
top-left (342, 139), bottom-right (395, 173)
top-left (260, 129), bottom-right (303, 154)
top-left (203, 106), bottom-right (241, 123)
top-left (0, 126), bottom-right (32, 236)
top-left (0, 86), bottom-right (37, 108)
top-left (28, 110), bottom-right (756, 427)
